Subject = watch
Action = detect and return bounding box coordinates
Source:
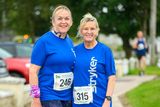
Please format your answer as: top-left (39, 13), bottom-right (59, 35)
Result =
top-left (105, 96), bottom-right (112, 101)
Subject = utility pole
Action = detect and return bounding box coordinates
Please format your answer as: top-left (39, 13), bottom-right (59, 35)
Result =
top-left (150, 0), bottom-right (157, 65)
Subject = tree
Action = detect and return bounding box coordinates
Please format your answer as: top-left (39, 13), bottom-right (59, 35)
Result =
top-left (150, 0), bottom-right (157, 65)
top-left (96, 0), bottom-right (151, 58)
top-left (0, 0), bottom-right (159, 56)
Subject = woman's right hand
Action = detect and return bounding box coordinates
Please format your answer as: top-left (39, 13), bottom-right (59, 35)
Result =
top-left (31, 98), bottom-right (42, 107)
top-left (29, 64), bottom-right (41, 107)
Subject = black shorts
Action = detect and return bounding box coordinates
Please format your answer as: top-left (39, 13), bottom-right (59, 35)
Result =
top-left (137, 55), bottom-right (145, 60)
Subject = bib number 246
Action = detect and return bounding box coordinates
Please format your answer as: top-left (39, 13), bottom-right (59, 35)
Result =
top-left (54, 72), bottom-right (73, 91)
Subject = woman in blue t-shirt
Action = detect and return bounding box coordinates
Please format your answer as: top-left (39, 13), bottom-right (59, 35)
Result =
top-left (29, 5), bottom-right (75, 107)
top-left (73, 13), bottom-right (116, 107)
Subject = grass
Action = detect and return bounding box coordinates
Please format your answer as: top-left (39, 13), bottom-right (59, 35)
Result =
top-left (128, 65), bottom-right (160, 76)
top-left (123, 66), bottom-right (160, 107)
top-left (125, 78), bottom-right (160, 107)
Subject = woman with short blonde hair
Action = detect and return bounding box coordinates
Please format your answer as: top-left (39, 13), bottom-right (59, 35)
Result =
top-left (73, 13), bottom-right (116, 107)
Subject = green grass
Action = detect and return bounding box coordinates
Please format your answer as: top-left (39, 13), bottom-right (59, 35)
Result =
top-left (125, 66), bottom-right (160, 107)
top-left (126, 78), bottom-right (160, 107)
top-left (128, 65), bottom-right (160, 76)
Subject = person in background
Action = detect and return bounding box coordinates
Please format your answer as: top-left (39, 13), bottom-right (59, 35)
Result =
top-left (133, 31), bottom-right (148, 76)
top-left (29, 5), bottom-right (75, 107)
top-left (73, 13), bottom-right (116, 107)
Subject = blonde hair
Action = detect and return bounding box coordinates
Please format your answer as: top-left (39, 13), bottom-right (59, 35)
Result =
top-left (51, 5), bottom-right (72, 29)
top-left (77, 13), bottom-right (100, 37)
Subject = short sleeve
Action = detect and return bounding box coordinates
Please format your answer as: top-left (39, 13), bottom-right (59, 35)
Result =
top-left (31, 39), bottom-right (46, 66)
top-left (105, 48), bottom-right (116, 77)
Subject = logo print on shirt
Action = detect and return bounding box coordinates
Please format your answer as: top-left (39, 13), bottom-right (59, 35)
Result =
top-left (71, 48), bottom-right (76, 57)
top-left (88, 57), bottom-right (98, 93)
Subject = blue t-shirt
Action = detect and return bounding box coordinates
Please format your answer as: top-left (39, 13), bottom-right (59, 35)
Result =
top-left (136, 38), bottom-right (147, 56)
top-left (73, 42), bottom-right (116, 107)
top-left (31, 31), bottom-right (75, 101)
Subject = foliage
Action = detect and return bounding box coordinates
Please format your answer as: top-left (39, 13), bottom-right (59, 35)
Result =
top-left (0, 0), bottom-right (159, 45)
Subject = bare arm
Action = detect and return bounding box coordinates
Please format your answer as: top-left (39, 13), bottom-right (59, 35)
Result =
top-left (132, 38), bottom-right (138, 49)
top-left (29, 64), bottom-right (42, 107)
top-left (29, 64), bottom-right (41, 85)
top-left (103, 75), bottom-right (116, 107)
top-left (106, 75), bottom-right (116, 96)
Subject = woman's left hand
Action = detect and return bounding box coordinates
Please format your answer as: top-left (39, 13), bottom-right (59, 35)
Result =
top-left (102, 99), bottom-right (110, 107)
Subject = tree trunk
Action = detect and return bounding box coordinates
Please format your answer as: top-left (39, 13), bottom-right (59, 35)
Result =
top-left (1, 0), bottom-right (7, 31)
top-left (142, 9), bottom-right (148, 37)
top-left (122, 37), bottom-right (132, 58)
top-left (150, 0), bottom-right (157, 65)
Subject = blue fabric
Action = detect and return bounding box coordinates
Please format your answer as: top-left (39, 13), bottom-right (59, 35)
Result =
top-left (73, 42), bottom-right (116, 107)
top-left (135, 39), bottom-right (147, 56)
top-left (31, 31), bottom-right (75, 101)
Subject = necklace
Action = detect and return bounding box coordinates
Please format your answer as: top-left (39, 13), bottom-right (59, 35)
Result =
top-left (51, 30), bottom-right (66, 39)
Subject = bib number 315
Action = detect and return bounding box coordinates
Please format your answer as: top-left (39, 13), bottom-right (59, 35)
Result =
top-left (73, 86), bottom-right (93, 104)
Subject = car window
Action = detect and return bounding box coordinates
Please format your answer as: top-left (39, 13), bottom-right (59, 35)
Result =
top-left (0, 45), bottom-right (16, 56)
top-left (16, 44), bottom-right (32, 57)
top-left (0, 48), bottom-right (13, 59)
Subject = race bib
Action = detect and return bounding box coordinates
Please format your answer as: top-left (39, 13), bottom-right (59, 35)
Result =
top-left (138, 43), bottom-right (145, 50)
top-left (73, 86), bottom-right (93, 104)
top-left (53, 72), bottom-right (73, 91)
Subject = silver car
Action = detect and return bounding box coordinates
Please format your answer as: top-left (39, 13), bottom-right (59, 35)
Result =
top-left (0, 48), bottom-right (9, 78)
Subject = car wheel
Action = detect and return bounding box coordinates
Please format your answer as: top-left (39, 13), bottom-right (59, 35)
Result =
top-left (10, 72), bottom-right (23, 78)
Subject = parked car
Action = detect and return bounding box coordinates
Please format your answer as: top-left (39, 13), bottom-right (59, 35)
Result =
top-left (0, 57), bottom-right (9, 78)
top-left (0, 42), bottom-right (32, 83)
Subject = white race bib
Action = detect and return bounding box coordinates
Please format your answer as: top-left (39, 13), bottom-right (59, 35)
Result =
top-left (53, 72), bottom-right (73, 91)
top-left (138, 43), bottom-right (145, 50)
top-left (73, 86), bottom-right (93, 104)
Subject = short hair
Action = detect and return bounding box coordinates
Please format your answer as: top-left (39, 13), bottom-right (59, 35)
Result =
top-left (77, 13), bottom-right (100, 37)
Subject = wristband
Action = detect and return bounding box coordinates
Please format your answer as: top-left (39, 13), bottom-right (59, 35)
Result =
top-left (30, 85), bottom-right (40, 98)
